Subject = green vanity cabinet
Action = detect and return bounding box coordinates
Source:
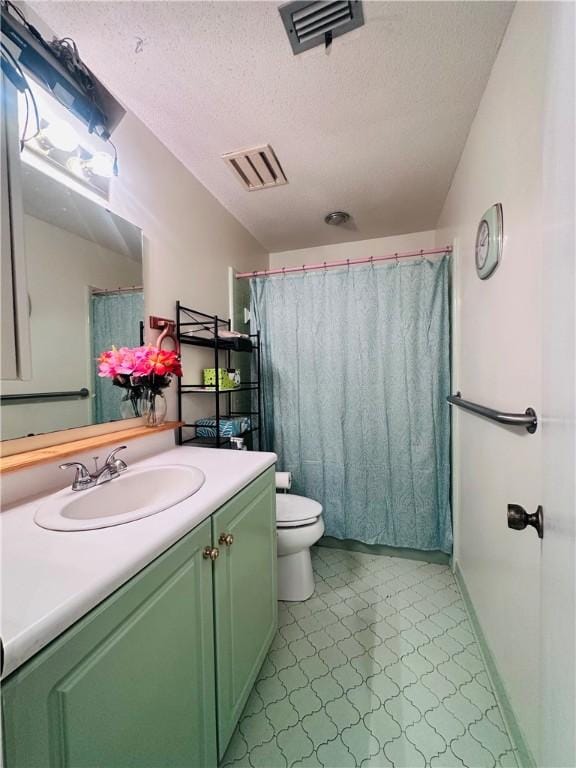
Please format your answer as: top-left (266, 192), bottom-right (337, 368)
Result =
top-left (212, 466), bottom-right (277, 757)
top-left (2, 517), bottom-right (217, 768)
top-left (2, 467), bottom-right (277, 768)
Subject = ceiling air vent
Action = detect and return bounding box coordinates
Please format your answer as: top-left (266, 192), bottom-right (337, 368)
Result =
top-left (279, 0), bottom-right (364, 55)
top-left (222, 145), bottom-right (288, 191)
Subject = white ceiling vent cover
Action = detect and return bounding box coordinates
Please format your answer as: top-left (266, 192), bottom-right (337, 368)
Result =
top-left (222, 145), bottom-right (288, 191)
top-left (279, 0), bottom-right (364, 55)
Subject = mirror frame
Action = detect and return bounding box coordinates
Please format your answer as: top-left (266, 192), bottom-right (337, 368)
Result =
top-left (0, 417), bottom-right (146, 458)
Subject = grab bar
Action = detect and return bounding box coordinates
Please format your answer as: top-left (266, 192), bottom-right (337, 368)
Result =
top-left (447, 392), bottom-right (537, 433)
top-left (1, 388), bottom-right (90, 404)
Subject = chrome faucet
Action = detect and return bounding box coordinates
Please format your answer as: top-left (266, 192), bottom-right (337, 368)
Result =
top-left (60, 446), bottom-right (128, 491)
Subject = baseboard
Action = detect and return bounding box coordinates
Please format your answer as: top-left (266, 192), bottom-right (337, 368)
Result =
top-left (454, 563), bottom-right (536, 768)
top-left (317, 536), bottom-right (451, 565)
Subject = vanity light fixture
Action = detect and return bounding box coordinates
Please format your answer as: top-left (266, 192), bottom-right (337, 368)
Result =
top-left (18, 80), bottom-right (116, 199)
top-left (85, 152), bottom-right (116, 179)
top-left (34, 123), bottom-right (115, 179)
top-left (25, 117), bottom-right (115, 195)
top-left (65, 156), bottom-right (85, 177)
top-left (41, 119), bottom-right (80, 152)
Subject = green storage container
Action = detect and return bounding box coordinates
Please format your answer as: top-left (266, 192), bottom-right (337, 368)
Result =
top-left (202, 368), bottom-right (240, 390)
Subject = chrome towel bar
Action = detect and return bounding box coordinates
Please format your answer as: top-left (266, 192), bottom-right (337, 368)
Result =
top-left (447, 392), bottom-right (538, 433)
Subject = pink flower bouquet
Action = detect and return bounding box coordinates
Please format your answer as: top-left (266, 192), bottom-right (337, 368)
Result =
top-left (97, 345), bottom-right (182, 422)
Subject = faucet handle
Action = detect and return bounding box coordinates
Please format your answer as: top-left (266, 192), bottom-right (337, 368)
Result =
top-left (59, 461), bottom-right (90, 474)
top-left (59, 462), bottom-right (93, 490)
top-left (105, 445), bottom-right (128, 473)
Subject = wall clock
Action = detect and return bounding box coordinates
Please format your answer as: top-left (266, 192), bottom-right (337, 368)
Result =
top-left (475, 203), bottom-right (503, 279)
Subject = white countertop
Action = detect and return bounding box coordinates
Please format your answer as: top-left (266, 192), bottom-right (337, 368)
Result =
top-left (1, 447), bottom-right (276, 679)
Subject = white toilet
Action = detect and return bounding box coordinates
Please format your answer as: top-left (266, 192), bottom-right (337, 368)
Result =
top-left (276, 493), bottom-right (325, 601)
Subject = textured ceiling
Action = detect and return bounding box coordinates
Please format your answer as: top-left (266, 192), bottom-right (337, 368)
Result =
top-left (30, 1), bottom-right (514, 252)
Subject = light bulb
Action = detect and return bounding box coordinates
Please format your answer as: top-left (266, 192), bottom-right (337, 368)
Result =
top-left (42, 120), bottom-right (79, 152)
top-left (66, 156), bottom-right (86, 177)
top-left (86, 152), bottom-right (115, 178)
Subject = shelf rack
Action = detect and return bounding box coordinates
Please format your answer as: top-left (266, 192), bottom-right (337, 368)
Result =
top-left (176, 302), bottom-right (262, 449)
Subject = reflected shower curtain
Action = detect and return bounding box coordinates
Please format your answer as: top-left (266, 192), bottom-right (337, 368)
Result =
top-left (251, 255), bottom-right (452, 553)
top-left (91, 291), bottom-right (144, 423)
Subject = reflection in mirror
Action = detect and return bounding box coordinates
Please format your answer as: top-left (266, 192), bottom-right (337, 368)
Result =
top-left (0, 163), bottom-right (143, 441)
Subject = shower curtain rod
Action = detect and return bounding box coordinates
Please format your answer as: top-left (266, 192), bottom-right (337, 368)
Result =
top-left (235, 246), bottom-right (452, 279)
top-left (91, 285), bottom-right (144, 295)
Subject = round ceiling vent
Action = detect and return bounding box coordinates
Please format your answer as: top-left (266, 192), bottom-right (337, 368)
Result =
top-left (324, 211), bottom-right (350, 226)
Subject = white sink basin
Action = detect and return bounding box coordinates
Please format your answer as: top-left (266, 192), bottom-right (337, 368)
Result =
top-left (34, 465), bottom-right (206, 531)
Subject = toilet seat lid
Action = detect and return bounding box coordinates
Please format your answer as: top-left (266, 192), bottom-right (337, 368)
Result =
top-left (276, 494), bottom-right (322, 525)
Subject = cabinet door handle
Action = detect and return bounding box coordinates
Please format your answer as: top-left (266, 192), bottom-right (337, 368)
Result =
top-left (218, 533), bottom-right (234, 547)
top-left (203, 546), bottom-right (220, 560)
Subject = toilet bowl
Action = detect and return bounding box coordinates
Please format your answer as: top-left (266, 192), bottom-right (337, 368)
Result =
top-left (276, 494), bottom-right (324, 602)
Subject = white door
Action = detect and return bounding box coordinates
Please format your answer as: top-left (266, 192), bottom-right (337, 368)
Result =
top-left (540, 4), bottom-right (575, 766)
top-left (228, 266), bottom-right (251, 334)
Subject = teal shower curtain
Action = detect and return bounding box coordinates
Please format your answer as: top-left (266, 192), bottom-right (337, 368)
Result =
top-left (91, 291), bottom-right (144, 423)
top-left (251, 255), bottom-right (452, 553)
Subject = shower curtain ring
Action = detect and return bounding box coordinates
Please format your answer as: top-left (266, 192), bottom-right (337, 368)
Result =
top-left (395, 252), bottom-right (399, 265)
top-left (369, 256), bottom-right (374, 270)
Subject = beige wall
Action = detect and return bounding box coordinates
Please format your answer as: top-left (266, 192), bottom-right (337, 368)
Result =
top-left (436, 3), bottom-right (553, 760)
top-left (106, 111), bottom-right (268, 419)
top-left (1, 215), bottom-right (141, 440)
top-left (108, 111), bottom-right (267, 324)
top-left (270, 230), bottom-right (438, 269)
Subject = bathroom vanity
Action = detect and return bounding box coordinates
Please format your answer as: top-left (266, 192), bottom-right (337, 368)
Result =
top-left (1, 447), bottom-right (277, 768)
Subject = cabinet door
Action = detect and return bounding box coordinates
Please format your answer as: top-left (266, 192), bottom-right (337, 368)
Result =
top-left (2, 519), bottom-right (217, 768)
top-left (212, 467), bottom-right (277, 756)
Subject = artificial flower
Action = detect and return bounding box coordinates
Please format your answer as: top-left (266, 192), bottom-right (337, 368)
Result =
top-left (97, 345), bottom-right (182, 386)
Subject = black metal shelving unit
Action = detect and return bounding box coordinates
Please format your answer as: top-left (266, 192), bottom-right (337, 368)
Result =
top-left (176, 302), bottom-right (262, 450)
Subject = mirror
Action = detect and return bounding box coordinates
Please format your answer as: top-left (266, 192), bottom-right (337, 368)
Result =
top-left (0, 162), bottom-right (143, 442)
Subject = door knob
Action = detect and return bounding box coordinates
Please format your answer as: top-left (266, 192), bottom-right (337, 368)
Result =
top-left (218, 533), bottom-right (234, 547)
top-left (507, 504), bottom-right (543, 539)
top-left (203, 546), bottom-right (220, 560)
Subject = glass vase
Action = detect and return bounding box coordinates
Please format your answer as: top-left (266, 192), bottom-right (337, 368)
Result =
top-left (119, 389), bottom-right (144, 419)
top-left (142, 389), bottom-right (167, 427)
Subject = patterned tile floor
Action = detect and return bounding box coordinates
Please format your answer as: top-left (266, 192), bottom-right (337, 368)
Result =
top-left (222, 546), bottom-right (519, 768)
